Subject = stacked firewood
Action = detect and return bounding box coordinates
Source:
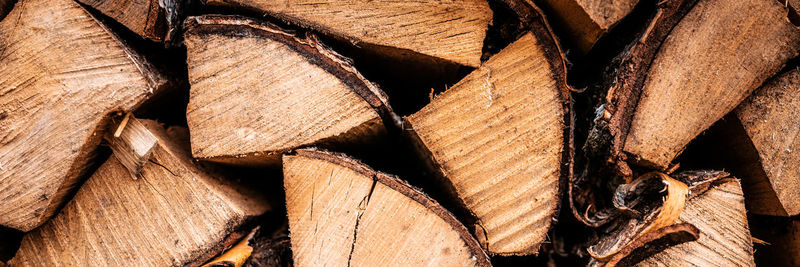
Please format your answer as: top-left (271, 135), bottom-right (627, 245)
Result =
top-left (1, 0), bottom-right (799, 266)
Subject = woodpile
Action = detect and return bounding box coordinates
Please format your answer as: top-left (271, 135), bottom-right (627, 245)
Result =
top-left (0, 0), bottom-right (798, 266)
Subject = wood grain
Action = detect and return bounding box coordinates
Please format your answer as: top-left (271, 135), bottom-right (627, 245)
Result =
top-left (0, 0), bottom-right (171, 231)
top-left (203, 0), bottom-right (492, 67)
top-left (635, 179), bottom-right (755, 266)
top-left (539, 0), bottom-right (639, 53)
top-left (8, 119), bottom-right (270, 266)
top-left (76, 0), bottom-right (167, 41)
top-left (283, 149), bottom-right (490, 266)
top-left (733, 68), bottom-right (800, 216)
top-left (184, 15), bottom-right (393, 166)
top-left (623, 0), bottom-right (800, 169)
top-left (406, 30), bottom-right (571, 255)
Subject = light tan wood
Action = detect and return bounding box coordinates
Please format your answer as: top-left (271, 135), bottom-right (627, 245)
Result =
top-left (9, 119), bottom-right (270, 266)
top-left (184, 15), bottom-right (392, 166)
top-left (623, 0), bottom-right (800, 169)
top-left (76, 0), bottom-right (167, 41)
top-left (732, 68), bottom-right (800, 216)
top-left (0, 0), bottom-right (171, 231)
top-left (405, 30), bottom-right (571, 255)
top-left (283, 149), bottom-right (490, 266)
top-left (539, 0), bottom-right (639, 53)
top-left (203, 0), bottom-right (492, 67)
top-left (104, 113), bottom-right (158, 179)
top-left (635, 179), bottom-right (755, 266)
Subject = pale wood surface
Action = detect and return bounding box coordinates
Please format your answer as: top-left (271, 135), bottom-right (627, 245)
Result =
top-left (623, 0), bottom-right (800, 169)
top-left (635, 179), bottom-right (755, 266)
top-left (185, 15), bottom-right (390, 166)
top-left (76, 0), bottom-right (166, 41)
top-left (0, 0), bottom-right (170, 231)
top-left (406, 32), bottom-right (569, 255)
top-left (576, 0), bottom-right (640, 29)
top-left (203, 0), bottom-right (492, 67)
top-left (734, 69), bottom-right (800, 216)
top-left (9, 119), bottom-right (270, 266)
top-left (104, 114), bottom-right (158, 179)
top-left (283, 149), bottom-right (490, 266)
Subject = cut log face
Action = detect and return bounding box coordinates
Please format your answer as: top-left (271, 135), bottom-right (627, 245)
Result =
top-left (622, 0), bottom-right (800, 169)
top-left (634, 179), bottom-right (755, 266)
top-left (76, 0), bottom-right (168, 41)
top-left (203, 0), bottom-right (493, 67)
top-left (405, 29), bottom-right (571, 255)
top-left (8, 118), bottom-right (270, 266)
top-left (732, 69), bottom-right (800, 216)
top-left (184, 15), bottom-right (394, 166)
top-left (539, 0), bottom-right (639, 53)
top-left (282, 149), bottom-right (490, 266)
top-left (0, 0), bottom-right (171, 231)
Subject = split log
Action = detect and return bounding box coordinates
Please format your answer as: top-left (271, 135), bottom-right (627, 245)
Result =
top-left (8, 117), bottom-right (270, 266)
top-left (728, 68), bottom-right (800, 216)
top-left (404, 15), bottom-right (572, 255)
top-left (202, 0), bottom-right (493, 67)
top-left (588, 171), bottom-right (754, 266)
top-left (538, 0), bottom-right (640, 53)
top-left (282, 149), bottom-right (490, 266)
top-left (184, 15), bottom-right (395, 166)
top-left (0, 0), bottom-right (173, 231)
top-left (633, 176), bottom-right (754, 266)
top-left (75, 0), bottom-right (184, 43)
top-left (586, 0), bottom-right (800, 174)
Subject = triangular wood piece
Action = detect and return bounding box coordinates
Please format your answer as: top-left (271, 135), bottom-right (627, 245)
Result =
top-left (405, 23), bottom-right (572, 255)
top-left (76, 0), bottom-right (181, 42)
top-left (730, 68), bottom-right (800, 216)
top-left (184, 15), bottom-right (395, 166)
top-left (538, 0), bottom-right (640, 53)
top-left (202, 0), bottom-right (493, 67)
top-left (619, 0), bottom-right (800, 169)
top-left (633, 178), bottom-right (755, 266)
top-left (283, 149), bottom-right (490, 266)
top-left (9, 118), bottom-right (270, 266)
top-left (0, 0), bottom-right (173, 231)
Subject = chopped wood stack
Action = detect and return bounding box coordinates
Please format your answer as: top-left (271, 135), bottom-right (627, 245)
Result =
top-left (1, 0), bottom-right (800, 265)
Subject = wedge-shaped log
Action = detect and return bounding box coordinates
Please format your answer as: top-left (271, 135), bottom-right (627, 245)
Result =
top-left (75, 0), bottom-right (181, 42)
top-left (283, 149), bottom-right (490, 266)
top-left (203, 0), bottom-right (492, 67)
top-left (0, 0), bottom-right (172, 231)
top-left (634, 179), bottom-right (754, 266)
top-left (9, 118), bottom-right (270, 266)
top-left (184, 15), bottom-right (395, 166)
top-left (728, 68), bottom-right (800, 216)
top-left (405, 24), bottom-right (572, 255)
top-left (538, 0), bottom-right (640, 53)
top-left (621, 0), bottom-right (800, 169)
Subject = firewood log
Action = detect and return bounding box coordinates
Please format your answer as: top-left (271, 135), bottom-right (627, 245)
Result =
top-left (0, 0), bottom-right (174, 232)
top-left (283, 149), bottom-right (490, 266)
top-left (538, 0), bottom-right (640, 53)
top-left (404, 11), bottom-right (573, 255)
top-left (75, 0), bottom-right (185, 43)
top-left (183, 15), bottom-right (396, 166)
top-left (202, 0), bottom-right (493, 67)
top-left (8, 117), bottom-right (270, 266)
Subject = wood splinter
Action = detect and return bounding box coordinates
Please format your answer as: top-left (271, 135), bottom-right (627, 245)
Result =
top-left (184, 15), bottom-right (397, 166)
top-left (104, 113), bottom-right (158, 179)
